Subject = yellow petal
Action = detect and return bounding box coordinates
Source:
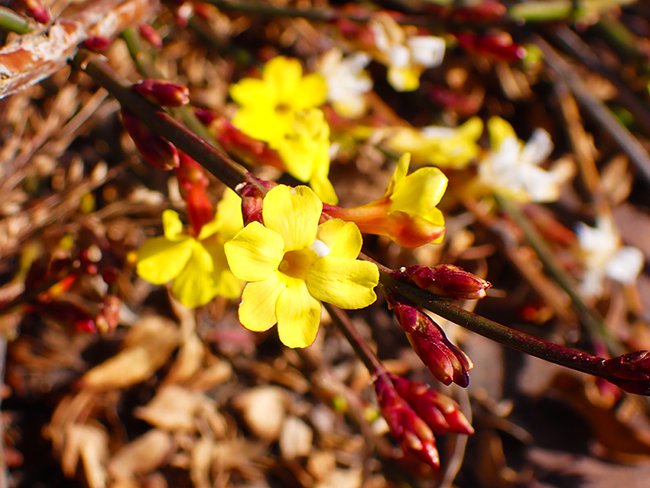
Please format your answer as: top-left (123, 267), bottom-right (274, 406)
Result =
top-left (137, 236), bottom-right (193, 285)
top-left (295, 73), bottom-right (328, 109)
top-left (276, 280), bottom-right (321, 348)
top-left (307, 257), bottom-right (378, 309)
top-left (310, 173), bottom-right (338, 205)
top-left (204, 238), bottom-right (243, 299)
top-left (230, 78), bottom-right (275, 108)
top-left (200, 188), bottom-right (243, 240)
top-left (264, 57), bottom-right (303, 106)
top-left (171, 242), bottom-right (218, 308)
top-left (388, 66), bottom-right (420, 92)
top-left (232, 107), bottom-right (292, 143)
top-left (391, 167), bottom-right (448, 215)
top-left (162, 210), bottom-right (185, 240)
top-left (239, 273), bottom-right (285, 332)
top-left (488, 116), bottom-right (516, 149)
top-left (386, 153), bottom-right (411, 196)
top-left (263, 185), bottom-right (322, 251)
top-left (317, 219), bottom-right (362, 259)
top-left (225, 222), bottom-right (284, 281)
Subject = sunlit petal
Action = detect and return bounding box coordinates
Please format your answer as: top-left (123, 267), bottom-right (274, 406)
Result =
top-left (162, 210), bottom-right (185, 240)
top-left (307, 257), bottom-right (379, 309)
top-left (276, 281), bottom-right (322, 348)
top-left (225, 222), bottom-right (284, 281)
top-left (294, 73), bottom-right (328, 109)
top-left (137, 236), bottom-right (193, 284)
top-left (386, 153), bottom-right (410, 196)
top-left (239, 273), bottom-right (285, 332)
top-left (317, 219), bottom-right (363, 258)
top-left (230, 78), bottom-right (275, 108)
top-left (391, 167), bottom-right (448, 215)
top-left (171, 242), bottom-right (218, 307)
top-left (263, 185), bottom-right (322, 251)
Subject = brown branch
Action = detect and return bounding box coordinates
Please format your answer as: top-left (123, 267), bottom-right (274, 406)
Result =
top-left (0, 0), bottom-right (160, 99)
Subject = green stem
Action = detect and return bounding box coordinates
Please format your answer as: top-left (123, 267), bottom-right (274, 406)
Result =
top-left (75, 52), bottom-right (248, 192)
top-left (494, 193), bottom-right (623, 354)
top-left (0, 6), bottom-right (32, 34)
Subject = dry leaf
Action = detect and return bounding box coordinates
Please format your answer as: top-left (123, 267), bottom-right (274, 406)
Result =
top-left (135, 385), bottom-right (212, 432)
top-left (233, 386), bottom-right (287, 441)
top-left (108, 429), bottom-right (173, 483)
top-left (279, 416), bottom-right (313, 460)
top-left (62, 423), bottom-right (109, 488)
top-left (80, 316), bottom-right (179, 390)
top-left (164, 333), bottom-right (204, 385)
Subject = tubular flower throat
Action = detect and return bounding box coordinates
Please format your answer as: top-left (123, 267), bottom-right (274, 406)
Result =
top-left (136, 189), bottom-right (244, 307)
top-left (326, 153), bottom-right (448, 248)
top-left (224, 185), bottom-right (379, 348)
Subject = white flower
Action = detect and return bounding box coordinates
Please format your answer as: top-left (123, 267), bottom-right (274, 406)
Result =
top-left (478, 117), bottom-right (573, 202)
top-left (318, 49), bottom-right (372, 118)
top-left (577, 216), bottom-right (644, 297)
top-left (369, 13), bottom-right (445, 91)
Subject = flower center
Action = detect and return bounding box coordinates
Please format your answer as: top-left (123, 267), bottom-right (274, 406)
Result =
top-left (278, 248), bottom-right (318, 280)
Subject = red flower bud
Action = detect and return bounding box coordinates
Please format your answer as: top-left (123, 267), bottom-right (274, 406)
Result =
top-left (138, 24), bottom-right (162, 48)
top-left (391, 375), bottom-right (474, 435)
top-left (215, 119), bottom-right (285, 171)
top-left (374, 374), bottom-right (440, 468)
top-left (95, 294), bottom-right (121, 333)
top-left (455, 32), bottom-right (526, 62)
top-left (395, 264), bottom-right (491, 300)
top-left (237, 178), bottom-right (277, 225)
top-left (601, 351), bottom-right (650, 395)
top-left (388, 296), bottom-right (473, 387)
top-left (83, 36), bottom-right (112, 52)
top-left (122, 110), bottom-right (179, 170)
top-left (133, 79), bottom-right (190, 107)
top-left (23, 0), bottom-right (51, 23)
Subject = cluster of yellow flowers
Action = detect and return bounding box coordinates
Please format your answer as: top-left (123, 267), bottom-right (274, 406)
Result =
top-left (135, 53), bottom-right (578, 348)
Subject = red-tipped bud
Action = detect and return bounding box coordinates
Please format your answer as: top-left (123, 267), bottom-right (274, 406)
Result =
top-left (391, 375), bottom-right (474, 435)
top-left (83, 36), bottom-right (112, 52)
top-left (215, 119), bottom-right (285, 171)
top-left (133, 79), bottom-right (190, 107)
top-left (138, 24), bottom-right (162, 48)
top-left (176, 152), bottom-right (209, 191)
top-left (601, 351), bottom-right (650, 395)
top-left (395, 264), bottom-right (491, 300)
top-left (122, 110), bottom-right (179, 170)
top-left (237, 178), bottom-right (277, 225)
top-left (454, 32), bottom-right (526, 62)
top-left (194, 108), bottom-right (218, 126)
top-left (176, 152), bottom-right (213, 234)
top-left (388, 296), bottom-right (473, 387)
top-left (374, 374), bottom-right (440, 468)
top-left (23, 0), bottom-right (51, 23)
top-left (95, 294), bottom-right (121, 333)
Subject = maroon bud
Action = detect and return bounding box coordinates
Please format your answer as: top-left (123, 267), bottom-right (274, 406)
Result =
top-left (374, 374), bottom-right (440, 468)
top-left (455, 32), bottom-right (526, 62)
top-left (133, 79), bottom-right (190, 107)
top-left (237, 177), bottom-right (277, 225)
top-left (122, 110), bottom-right (179, 170)
top-left (394, 264), bottom-right (490, 300)
top-left (23, 0), bottom-right (51, 23)
top-left (388, 295), bottom-right (473, 387)
top-left (138, 24), bottom-right (163, 48)
top-left (391, 375), bottom-right (474, 435)
top-left (194, 108), bottom-right (218, 126)
top-left (601, 351), bottom-right (650, 395)
top-left (83, 36), bottom-right (112, 52)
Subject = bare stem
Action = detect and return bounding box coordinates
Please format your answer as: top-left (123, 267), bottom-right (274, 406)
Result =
top-left (75, 52), bottom-right (249, 192)
top-left (0, 6), bottom-right (32, 34)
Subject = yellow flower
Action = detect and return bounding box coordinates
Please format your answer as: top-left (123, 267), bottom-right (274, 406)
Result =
top-left (274, 108), bottom-right (338, 204)
top-left (325, 154), bottom-right (448, 248)
top-left (370, 13), bottom-right (445, 91)
top-left (224, 185), bottom-right (379, 348)
top-left (383, 117), bottom-right (483, 169)
top-left (478, 117), bottom-right (573, 202)
top-left (230, 56), bottom-right (327, 145)
top-left (137, 189), bottom-right (244, 307)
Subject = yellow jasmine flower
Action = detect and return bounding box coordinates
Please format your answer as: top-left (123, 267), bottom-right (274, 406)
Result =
top-left (370, 13), bottom-right (445, 91)
top-left (577, 216), bottom-right (644, 297)
top-left (230, 56), bottom-right (327, 145)
top-left (383, 117), bottom-right (483, 169)
top-left (478, 117), bottom-right (573, 203)
top-left (137, 189), bottom-right (244, 307)
top-left (224, 185), bottom-right (379, 348)
top-left (274, 108), bottom-right (338, 204)
top-left (318, 48), bottom-right (372, 118)
top-left (326, 153), bottom-right (448, 248)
